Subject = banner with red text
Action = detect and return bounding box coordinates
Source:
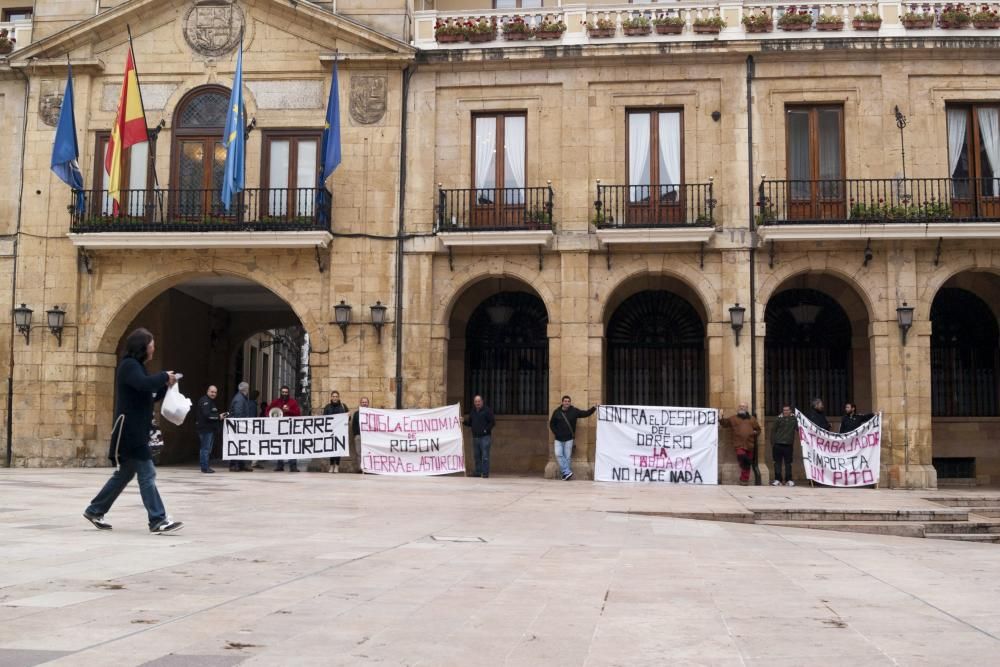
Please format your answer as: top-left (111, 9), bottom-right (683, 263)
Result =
top-left (797, 410), bottom-right (881, 487)
top-left (359, 405), bottom-right (465, 476)
top-left (595, 405), bottom-right (719, 484)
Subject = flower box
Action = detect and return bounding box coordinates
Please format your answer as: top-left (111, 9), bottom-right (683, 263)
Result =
top-left (744, 23), bottom-right (773, 33)
top-left (779, 22), bottom-right (813, 31)
top-left (852, 19), bottom-right (882, 30)
top-left (903, 17), bottom-right (934, 29)
top-left (974, 19), bottom-right (1000, 28)
top-left (467, 31), bottom-right (496, 43)
top-left (435, 33), bottom-right (466, 43)
top-left (693, 24), bottom-right (722, 34)
top-left (816, 21), bottom-right (845, 31)
top-left (503, 31), bottom-right (532, 41)
top-left (588, 28), bottom-right (616, 38)
top-left (655, 23), bottom-right (684, 35)
top-left (939, 18), bottom-right (972, 28)
top-left (623, 26), bottom-right (652, 36)
top-left (534, 30), bottom-right (562, 40)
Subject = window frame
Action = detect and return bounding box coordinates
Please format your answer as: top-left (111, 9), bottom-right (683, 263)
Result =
top-left (470, 111), bottom-right (528, 193)
top-left (1, 7), bottom-right (32, 21)
top-left (260, 128), bottom-right (323, 191)
top-left (784, 103), bottom-right (846, 183)
top-left (93, 131), bottom-right (154, 202)
top-left (625, 107), bottom-right (686, 198)
top-left (945, 103), bottom-right (1000, 183)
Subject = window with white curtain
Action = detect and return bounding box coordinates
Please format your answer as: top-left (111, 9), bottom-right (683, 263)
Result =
top-left (94, 133), bottom-right (150, 216)
top-left (785, 105), bottom-right (844, 200)
top-left (946, 104), bottom-right (1000, 198)
top-left (473, 113), bottom-right (526, 204)
top-left (263, 132), bottom-right (320, 217)
top-left (627, 109), bottom-right (682, 204)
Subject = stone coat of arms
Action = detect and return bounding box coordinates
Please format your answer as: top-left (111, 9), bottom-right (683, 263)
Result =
top-left (349, 75), bottom-right (388, 125)
top-left (183, 1), bottom-right (245, 58)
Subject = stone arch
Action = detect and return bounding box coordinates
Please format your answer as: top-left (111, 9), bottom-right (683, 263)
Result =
top-left (757, 263), bottom-right (876, 326)
top-left (163, 81), bottom-right (258, 131)
top-left (596, 263), bottom-right (717, 327)
top-left (434, 259), bottom-right (559, 331)
top-left (921, 261), bottom-right (1000, 320)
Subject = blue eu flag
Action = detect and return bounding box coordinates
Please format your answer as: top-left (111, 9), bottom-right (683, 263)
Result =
top-left (221, 46), bottom-right (245, 213)
top-left (320, 59), bottom-right (342, 187)
top-left (51, 62), bottom-right (85, 213)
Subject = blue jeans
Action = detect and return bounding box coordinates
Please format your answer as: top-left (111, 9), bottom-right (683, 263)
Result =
top-left (472, 435), bottom-right (491, 476)
top-left (198, 431), bottom-right (214, 471)
top-left (554, 439), bottom-right (574, 477)
top-left (86, 458), bottom-right (167, 528)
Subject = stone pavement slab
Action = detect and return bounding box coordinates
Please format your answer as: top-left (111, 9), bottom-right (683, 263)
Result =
top-left (0, 469), bottom-right (998, 665)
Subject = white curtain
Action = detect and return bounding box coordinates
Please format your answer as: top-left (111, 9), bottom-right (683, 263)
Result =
top-left (629, 112), bottom-right (651, 203)
top-left (787, 110), bottom-right (811, 199)
top-left (475, 117), bottom-right (497, 203)
top-left (296, 140), bottom-right (317, 216)
top-left (504, 116), bottom-right (526, 205)
top-left (977, 109), bottom-right (1000, 196)
top-left (658, 112), bottom-right (681, 200)
top-left (127, 143), bottom-right (148, 216)
top-left (947, 108), bottom-right (968, 178)
top-left (268, 139), bottom-right (290, 216)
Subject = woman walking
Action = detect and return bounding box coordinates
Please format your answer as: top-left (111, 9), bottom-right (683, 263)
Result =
top-left (83, 327), bottom-right (183, 533)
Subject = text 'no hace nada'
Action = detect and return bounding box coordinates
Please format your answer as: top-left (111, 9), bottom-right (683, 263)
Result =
top-left (598, 406), bottom-right (717, 426)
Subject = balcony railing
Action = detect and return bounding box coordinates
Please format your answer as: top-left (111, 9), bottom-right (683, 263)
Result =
top-left (595, 183), bottom-right (715, 228)
top-left (0, 19), bottom-right (32, 53)
top-left (436, 186), bottom-right (554, 232)
top-left (756, 178), bottom-right (1000, 225)
top-left (69, 188), bottom-right (332, 233)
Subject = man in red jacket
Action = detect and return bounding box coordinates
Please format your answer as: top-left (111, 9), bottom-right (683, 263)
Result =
top-left (721, 403), bottom-right (761, 486)
top-left (266, 385), bottom-right (302, 472)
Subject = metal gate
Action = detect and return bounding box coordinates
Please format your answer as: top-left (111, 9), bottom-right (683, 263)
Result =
top-left (931, 287), bottom-right (1000, 417)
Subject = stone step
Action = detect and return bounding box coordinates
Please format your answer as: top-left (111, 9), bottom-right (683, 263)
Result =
top-left (922, 521), bottom-right (1000, 535)
top-left (968, 508), bottom-right (1000, 518)
top-left (757, 520), bottom-right (926, 538)
top-left (752, 509), bottom-right (968, 522)
top-left (929, 497), bottom-right (1000, 507)
top-left (927, 533), bottom-right (1000, 544)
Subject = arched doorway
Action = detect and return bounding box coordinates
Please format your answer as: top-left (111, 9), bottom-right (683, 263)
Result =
top-left (447, 279), bottom-right (550, 474)
top-left (930, 275), bottom-right (1000, 483)
top-left (114, 275), bottom-right (307, 465)
top-left (605, 290), bottom-right (706, 406)
top-left (170, 86), bottom-right (232, 216)
top-left (763, 276), bottom-right (872, 425)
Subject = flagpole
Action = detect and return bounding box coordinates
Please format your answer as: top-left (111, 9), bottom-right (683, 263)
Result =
top-left (126, 24), bottom-right (159, 195)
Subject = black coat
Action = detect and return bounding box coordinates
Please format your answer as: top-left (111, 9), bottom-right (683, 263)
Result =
top-left (464, 406), bottom-right (496, 437)
top-left (107, 357), bottom-right (169, 464)
top-left (803, 408), bottom-right (831, 431)
top-left (839, 412), bottom-right (873, 433)
top-left (196, 395), bottom-right (221, 434)
top-left (323, 401), bottom-right (349, 415)
top-left (549, 405), bottom-right (596, 442)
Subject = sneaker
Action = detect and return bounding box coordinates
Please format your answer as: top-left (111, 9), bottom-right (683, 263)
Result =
top-left (786, 480), bottom-right (795, 487)
top-left (201, 468), bottom-right (215, 474)
top-left (83, 511), bottom-right (112, 530)
top-left (563, 471), bottom-right (574, 480)
top-left (333, 464), bottom-right (339, 473)
top-left (770, 480), bottom-right (781, 486)
top-left (150, 520), bottom-right (184, 534)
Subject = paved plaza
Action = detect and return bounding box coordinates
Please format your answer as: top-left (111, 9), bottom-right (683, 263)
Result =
top-left (1, 468), bottom-right (999, 666)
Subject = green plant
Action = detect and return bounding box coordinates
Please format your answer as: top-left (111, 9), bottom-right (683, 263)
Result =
top-left (525, 208), bottom-right (552, 225)
top-left (854, 11), bottom-right (881, 21)
top-left (463, 17), bottom-right (497, 36)
top-left (849, 197), bottom-right (953, 221)
top-left (434, 19), bottom-right (465, 38)
top-left (501, 16), bottom-right (532, 35)
top-left (973, 5), bottom-right (1000, 22)
top-left (902, 11), bottom-right (931, 21)
top-left (742, 11), bottom-right (772, 28)
top-left (587, 17), bottom-right (617, 31)
top-left (536, 19), bottom-right (567, 33)
top-left (777, 6), bottom-right (814, 26)
top-left (621, 16), bottom-right (652, 29)
top-left (755, 199), bottom-right (776, 225)
top-left (653, 14), bottom-right (685, 27)
top-left (939, 3), bottom-right (973, 25)
top-left (693, 16), bottom-right (727, 28)
top-left (0, 28), bottom-right (15, 51)
top-left (817, 13), bottom-right (844, 25)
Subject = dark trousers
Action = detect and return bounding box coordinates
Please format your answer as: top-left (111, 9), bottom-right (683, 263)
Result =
top-left (773, 443), bottom-right (793, 483)
top-left (472, 435), bottom-right (491, 476)
top-left (86, 458), bottom-right (167, 528)
top-left (275, 459), bottom-right (298, 471)
top-left (736, 448), bottom-right (753, 482)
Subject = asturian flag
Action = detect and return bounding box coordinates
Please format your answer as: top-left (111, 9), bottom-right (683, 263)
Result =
top-left (104, 48), bottom-right (148, 215)
top-left (220, 45), bottom-right (246, 213)
top-left (51, 61), bottom-right (85, 213)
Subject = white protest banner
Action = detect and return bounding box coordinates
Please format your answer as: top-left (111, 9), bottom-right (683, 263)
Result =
top-left (796, 410), bottom-right (882, 487)
top-left (595, 405), bottom-right (719, 484)
top-left (222, 415), bottom-right (349, 460)
top-left (359, 405), bottom-right (464, 476)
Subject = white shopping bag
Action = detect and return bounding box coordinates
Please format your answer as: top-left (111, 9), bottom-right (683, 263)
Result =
top-left (161, 382), bottom-right (192, 426)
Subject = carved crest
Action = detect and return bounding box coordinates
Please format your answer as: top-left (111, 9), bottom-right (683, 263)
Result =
top-left (183, 1), bottom-right (244, 58)
top-left (349, 75), bottom-right (388, 125)
top-left (38, 81), bottom-right (64, 128)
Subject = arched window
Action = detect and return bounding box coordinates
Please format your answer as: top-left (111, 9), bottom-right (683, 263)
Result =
top-left (171, 86), bottom-right (232, 215)
top-left (931, 288), bottom-right (1000, 417)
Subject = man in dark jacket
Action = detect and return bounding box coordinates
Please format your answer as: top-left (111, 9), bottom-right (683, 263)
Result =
top-left (549, 395), bottom-right (597, 480)
top-left (83, 327), bottom-right (183, 533)
top-left (196, 385), bottom-right (224, 474)
top-left (803, 397), bottom-right (831, 431)
top-left (228, 382), bottom-right (253, 472)
top-left (839, 402), bottom-right (873, 434)
top-left (463, 395), bottom-right (496, 478)
top-left (771, 404), bottom-right (797, 486)
top-left (350, 396), bottom-right (369, 474)
top-left (323, 390), bottom-right (349, 472)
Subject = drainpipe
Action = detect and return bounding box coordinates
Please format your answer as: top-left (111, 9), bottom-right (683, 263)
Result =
top-left (746, 55), bottom-right (761, 485)
top-left (6, 66), bottom-right (30, 467)
top-left (393, 64), bottom-right (414, 409)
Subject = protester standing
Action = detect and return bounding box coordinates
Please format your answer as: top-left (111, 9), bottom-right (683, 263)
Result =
top-left (721, 403), bottom-right (762, 486)
top-left (228, 382), bottom-right (254, 472)
top-left (549, 395), bottom-right (596, 481)
top-left (839, 402), bottom-right (874, 433)
top-left (463, 395), bottom-right (496, 478)
top-left (323, 390), bottom-right (349, 473)
top-left (82, 328), bottom-right (183, 533)
top-left (351, 397), bottom-right (369, 474)
top-left (803, 397), bottom-right (831, 431)
top-left (771, 404), bottom-right (796, 487)
top-left (268, 385), bottom-right (302, 472)
top-left (196, 385), bottom-right (225, 474)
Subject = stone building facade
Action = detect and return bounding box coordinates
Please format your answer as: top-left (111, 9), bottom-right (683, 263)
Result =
top-left (1, 0), bottom-right (999, 487)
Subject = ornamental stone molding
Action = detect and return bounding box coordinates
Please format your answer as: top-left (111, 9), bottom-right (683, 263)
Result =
top-left (183, 1), bottom-right (245, 58)
top-left (349, 74), bottom-right (388, 125)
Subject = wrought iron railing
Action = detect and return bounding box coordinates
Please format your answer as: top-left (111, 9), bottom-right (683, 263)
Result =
top-left (436, 186), bottom-right (555, 232)
top-left (69, 188), bottom-right (332, 232)
top-left (594, 183), bottom-right (715, 228)
top-left (756, 178), bottom-right (1000, 225)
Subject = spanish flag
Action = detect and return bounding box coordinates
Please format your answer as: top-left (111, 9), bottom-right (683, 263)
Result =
top-left (104, 48), bottom-right (148, 214)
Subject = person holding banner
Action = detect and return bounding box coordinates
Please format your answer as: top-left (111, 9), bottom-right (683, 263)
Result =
top-left (463, 395), bottom-right (496, 478)
top-left (839, 402), bottom-right (874, 434)
top-left (350, 397), bottom-right (369, 474)
top-left (549, 396), bottom-right (597, 480)
top-left (771, 404), bottom-right (796, 487)
top-left (803, 398), bottom-right (831, 431)
top-left (323, 390), bottom-right (349, 473)
top-left (268, 386), bottom-right (302, 472)
top-left (721, 403), bottom-right (761, 485)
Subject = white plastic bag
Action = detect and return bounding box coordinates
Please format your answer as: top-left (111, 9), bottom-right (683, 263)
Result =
top-left (161, 382), bottom-right (192, 426)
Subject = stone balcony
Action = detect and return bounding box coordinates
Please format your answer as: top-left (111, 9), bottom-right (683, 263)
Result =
top-left (413, 1), bottom-right (1000, 50)
top-left (0, 19), bottom-right (32, 53)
